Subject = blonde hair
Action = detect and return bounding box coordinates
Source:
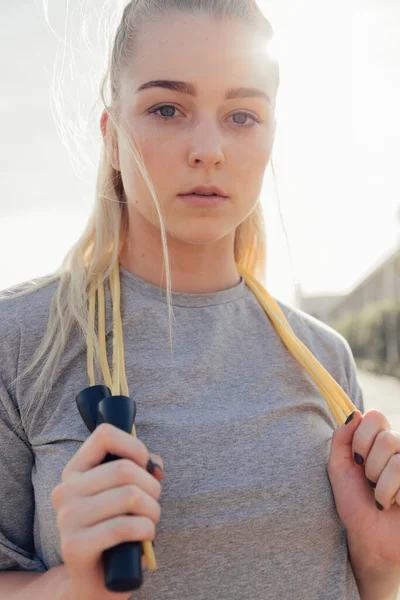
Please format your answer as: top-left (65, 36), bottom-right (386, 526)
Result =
top-left (0, 0), bottom-right (279, 434)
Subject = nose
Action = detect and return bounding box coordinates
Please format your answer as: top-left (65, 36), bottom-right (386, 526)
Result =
top-left (187, 115), bottom-right (225, 168)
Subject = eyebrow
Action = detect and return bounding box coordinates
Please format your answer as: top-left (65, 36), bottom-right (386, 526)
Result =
top-left (136, 80), bottom-right (271, 103)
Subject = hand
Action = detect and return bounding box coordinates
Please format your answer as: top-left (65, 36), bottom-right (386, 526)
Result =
top-left (327, 409), bottom-right (400, 569)
top-left (51, 423), bottom-right (163, 600)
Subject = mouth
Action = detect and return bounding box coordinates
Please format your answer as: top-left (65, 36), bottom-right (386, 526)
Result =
top-left (179, 185), bottom-right (228, 198)
top-left (178, 193), bottom-right (228, 207)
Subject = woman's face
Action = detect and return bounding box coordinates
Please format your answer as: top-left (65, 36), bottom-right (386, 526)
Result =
top-left (106, 12), bottom-right (278, 246)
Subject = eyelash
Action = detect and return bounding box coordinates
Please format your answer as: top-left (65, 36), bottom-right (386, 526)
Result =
top-left (147, 104), bottom-right (261, 128)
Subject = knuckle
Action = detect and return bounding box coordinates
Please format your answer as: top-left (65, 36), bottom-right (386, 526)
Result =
top-left (124, 484), bottom-right (140, 503)
top-left (115, 459), bottom-right (136, 483)
top-left (56, 502), bottom-right (78, 530)
top-left (378, 430), bottom-right (397, 452)
top-left (365, 409), bottom-right (389, 428)
top-left (96, 422), bottom-right (114, 441)
top-left (364, 408), bottom-right (383, 420)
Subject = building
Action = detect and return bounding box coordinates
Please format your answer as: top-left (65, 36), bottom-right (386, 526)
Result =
top-left (325, 245), bottom-right (400, 323)
top-left (298, 243), bottom-right (400, 363)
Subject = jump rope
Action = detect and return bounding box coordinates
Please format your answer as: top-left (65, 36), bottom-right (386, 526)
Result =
top-left (77, 257), bottom-right (393, 593)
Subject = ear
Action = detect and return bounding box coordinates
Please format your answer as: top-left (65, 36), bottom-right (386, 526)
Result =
top-left (100, 110), bottom-right (121, 171)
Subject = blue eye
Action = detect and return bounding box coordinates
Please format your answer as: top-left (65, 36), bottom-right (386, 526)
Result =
top-left (149, 105), bottom-right (177, 121)
top-left (231, 112), bottom-right (259, 127)
top-left (147, 105), bottom-right (260, 128)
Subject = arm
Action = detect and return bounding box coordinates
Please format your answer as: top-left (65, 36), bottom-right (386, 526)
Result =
top-left (348, 536), bottom-right (400, 600)
top-left (0, 564), bottom-right (70, 600)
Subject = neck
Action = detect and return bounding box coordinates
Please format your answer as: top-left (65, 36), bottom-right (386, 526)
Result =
top-left (118, 211), bottom-right (241, 294)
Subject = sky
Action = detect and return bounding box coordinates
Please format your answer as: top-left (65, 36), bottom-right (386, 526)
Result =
top-left (1, 0), bottom-right (399, 305)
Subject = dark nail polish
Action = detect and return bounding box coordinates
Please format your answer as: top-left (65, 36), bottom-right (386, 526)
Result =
top-left (152, 541), bottom-right (155, 548)
top-left (375, 500), bottom-right (384, 511)
top-left (345, 411), bottom-right (355, 425)
top-left (147, 459), bottom-right (163, 476)
top-left (367, 479), bottom-right (377, 489)
top-left (153, 463), bottom-right (163, 476)
top-left (354, 452), bottom-right (364, 465)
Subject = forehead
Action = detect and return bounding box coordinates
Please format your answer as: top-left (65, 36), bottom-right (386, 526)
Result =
top-left (122, 12), bottom-right (278, 99)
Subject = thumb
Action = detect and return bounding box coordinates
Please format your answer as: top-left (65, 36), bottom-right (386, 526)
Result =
top-left (329, 409), bottom-right (363, 472)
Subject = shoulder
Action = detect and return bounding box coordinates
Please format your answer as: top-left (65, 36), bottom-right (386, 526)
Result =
top-left (275, 298), bottom-right (348, 357)
top-left (0, 272), bottom-right (63, 313)
top-left (0, 272), bottom-right (63, 361)
top-left (274, 299), bottom-right (361, 404)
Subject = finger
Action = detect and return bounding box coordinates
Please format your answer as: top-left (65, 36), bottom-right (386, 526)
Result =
top-left (374, 452), bottom-right (400, 511)
top-left (58, 484), bottom-right (161, 531)
top-left (353, 409), bottom-right (391, 465)
top-left (53, 458), bottom-right (162, 512)
top-left (149, 453), bottom-right (163, 472)
top-left (147, 453), bottom-right (164, 480)
top-left (61, 423), bottom-right (149, 482)
top-left (61, 516), bottom-right (155, 566)
top-left (364, 430), bottom-right (400, 485)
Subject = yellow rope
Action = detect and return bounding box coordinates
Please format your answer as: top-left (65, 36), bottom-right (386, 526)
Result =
top-left (87, 264), bottom-right (156, 570)
top-left (86, 260), bottom-right (394, 576)
top-left (236, 265), bottom-right (355, 425)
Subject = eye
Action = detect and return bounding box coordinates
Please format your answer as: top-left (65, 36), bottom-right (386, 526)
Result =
top-left (232, 111), bottom-right (261, 127)
top-left (147, 105), bottom-right (261, 128)
top-left (147, 105), bottom-right (183, 121)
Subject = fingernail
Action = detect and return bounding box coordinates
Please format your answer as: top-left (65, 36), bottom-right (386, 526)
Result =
top-left (147, 459), bottom-right (163, 476)
top-left (367, 479), bottom-right (377, 489)
top-left (147, 459), bottom-right (155, 474)
top-left (152, 541), bottom-right (155, 548)
top-left (345, 411), bottom-right (355, 425)
top-left (376, 500), bottom-right (384, 511)
top-left (354, 452), bottom-right (364, 465)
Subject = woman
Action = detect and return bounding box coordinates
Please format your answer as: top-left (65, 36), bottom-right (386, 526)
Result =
top-left (1, 1), bottom-right (399, 599)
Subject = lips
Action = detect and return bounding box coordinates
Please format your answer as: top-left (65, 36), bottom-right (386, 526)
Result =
top-left (180, 185), bottom-right (228, 197)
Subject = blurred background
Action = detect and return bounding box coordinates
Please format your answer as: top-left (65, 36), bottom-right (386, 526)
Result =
top-left (1, 1), bottom-right (399, 420)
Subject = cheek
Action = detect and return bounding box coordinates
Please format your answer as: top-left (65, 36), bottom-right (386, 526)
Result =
top-left (236, 141), bottom-right (272, 180)
top-left (139, 129), bottom-right (179, 177)
top-left (121, 129), bottom-right (178, 195)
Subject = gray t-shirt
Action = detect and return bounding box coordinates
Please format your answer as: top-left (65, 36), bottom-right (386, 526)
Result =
top-left (0, 266), bottom-right (364, 599)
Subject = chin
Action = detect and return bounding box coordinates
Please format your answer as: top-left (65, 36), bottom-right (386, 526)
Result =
top-left (168, 224), bottom-right (232, 245)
